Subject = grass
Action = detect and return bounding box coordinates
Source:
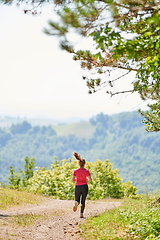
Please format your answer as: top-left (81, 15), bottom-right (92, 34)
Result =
top-left (1, 212), bottom-right (46, 228)
top-left (0, 187), bottom-right (45, 210)
top-left (79, 195), bottom-right (160, 240)
top-left (53, 121), bottom-right (95, 138)
top-left (0, 187), bottom-right (70, 227)
top-left (8, 209), bottom-right (66, 227)
top-left (0, 187), bottom-right (48, 228)
top-left (8, 213), bottom-right (45, 227)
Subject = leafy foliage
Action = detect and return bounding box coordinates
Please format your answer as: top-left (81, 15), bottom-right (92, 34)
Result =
top-left (1, 0), bottom-right (159, 130)
top-left (44, 0), bottom-right (160, 130)
top-left (8, 156), bottom-right (35, 189)
top-left (0, 111), bottom-right (160, 193)
top-left (8, 157), bottom-right (137, 199)
top-left (139, 100), bottom-right (160, 132)
top-left (80, 195), bottom-right (160, 240)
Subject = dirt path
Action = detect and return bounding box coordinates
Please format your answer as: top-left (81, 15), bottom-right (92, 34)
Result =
top-left (0, 198), bottom-right (121, 240)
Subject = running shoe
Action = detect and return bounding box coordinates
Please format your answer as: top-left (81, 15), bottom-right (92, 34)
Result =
top-left (73, 201), bottom-right (79, 212)
top-left (80, 213), bottom-right (84, 218)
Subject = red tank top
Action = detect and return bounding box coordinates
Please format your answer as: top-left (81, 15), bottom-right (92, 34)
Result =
top-left (73, 168), bottom-right (91, 185)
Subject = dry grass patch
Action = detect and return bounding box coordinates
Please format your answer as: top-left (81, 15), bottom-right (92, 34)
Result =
top-left (0, 187), bottom-right (46, 210)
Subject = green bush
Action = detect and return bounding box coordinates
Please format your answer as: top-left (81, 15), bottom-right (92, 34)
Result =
top-left (27, 158), bottom-right (137, 199)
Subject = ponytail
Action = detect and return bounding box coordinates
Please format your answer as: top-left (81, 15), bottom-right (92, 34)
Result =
top-left (73, 152), bottom-right (86, 167)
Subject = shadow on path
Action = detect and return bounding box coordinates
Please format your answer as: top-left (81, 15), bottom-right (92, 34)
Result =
top-left (0, 214), bottom-right (10, 219)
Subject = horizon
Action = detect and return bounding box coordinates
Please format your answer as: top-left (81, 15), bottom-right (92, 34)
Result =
top-left (0, 109), bottom-right (144, 128)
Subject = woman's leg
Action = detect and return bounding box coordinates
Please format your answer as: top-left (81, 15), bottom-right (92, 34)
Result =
top-left (75, 185), bottom-right (82, 204)
top-left (73, 185), bottom-right (81, 212)
top-left (80, 185), bottom-right (88, 214)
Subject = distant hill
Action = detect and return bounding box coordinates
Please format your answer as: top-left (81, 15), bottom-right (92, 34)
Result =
top-left (0, 116), bottom-right (89, 128)
top-left (53, 122), bottom-right (95, 138)
top-left (0, 111), bottom-right (159, 193)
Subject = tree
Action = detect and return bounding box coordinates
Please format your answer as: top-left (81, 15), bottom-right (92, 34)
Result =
top-left (8, 156), bottom-right (35, 189)
top-left (44, 0), bottom-right (160, 131)
top-left (0, 130), bottom-right (11, 146)
top-left (21, 156), bottom-right (35, 187)
top-left (139, 96), bottom-right (160, 132)
top-left (1, 0), bottom-right (160, 130)
top-left (10, 121), bottom-right (32, 134)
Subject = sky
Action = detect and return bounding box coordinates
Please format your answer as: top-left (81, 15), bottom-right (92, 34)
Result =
top-left (0, 3), bottom-right (150, 121)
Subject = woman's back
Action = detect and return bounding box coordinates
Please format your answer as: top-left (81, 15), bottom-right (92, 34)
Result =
top-left (73, 168), bottom-right (90, 185)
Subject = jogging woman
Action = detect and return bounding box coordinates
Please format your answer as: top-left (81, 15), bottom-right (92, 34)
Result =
top-left (72, 152), bottom-right (92, 218)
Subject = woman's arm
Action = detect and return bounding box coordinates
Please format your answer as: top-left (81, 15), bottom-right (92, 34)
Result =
top-left (87, 175), bottom-right (92, 182)
top-left (72, 175), bottom-right (76, 182)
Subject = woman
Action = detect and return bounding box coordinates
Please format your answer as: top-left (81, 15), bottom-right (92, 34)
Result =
top-left (72, 152), bottom-right (92, 218)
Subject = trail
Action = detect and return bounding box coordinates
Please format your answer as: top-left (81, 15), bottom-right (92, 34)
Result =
top-left (0, 198), bottom-right (121, 240)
